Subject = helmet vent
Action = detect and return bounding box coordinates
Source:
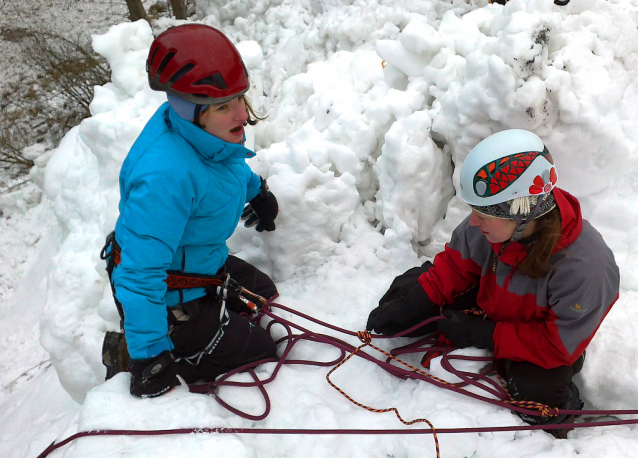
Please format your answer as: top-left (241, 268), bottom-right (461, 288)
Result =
top-left (169, 63), bottom-right (195, 84)
top-left (147, 47), bottom-right (160, 72)
top-left (157, 52), bottom-right (176, 79)
top-left (193, 72), bottom-right (227, 90)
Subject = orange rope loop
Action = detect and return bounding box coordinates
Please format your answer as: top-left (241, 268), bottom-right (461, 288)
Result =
top-left (357, 330), bottom-right (372, 344)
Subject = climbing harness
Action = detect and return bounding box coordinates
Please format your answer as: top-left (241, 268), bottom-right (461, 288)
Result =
top-left (173, 275), bottom-right (267, 366)
top-left (100, 232), bottom-right (227, 291)
top-left (39, 298), bottom-right (638, 458)
top-left (100, 232), bottom-right (268, 364)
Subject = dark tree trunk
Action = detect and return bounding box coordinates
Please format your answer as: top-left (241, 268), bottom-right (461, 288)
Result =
top-left (170, 0), bottom-right (188, 19)
top-left (125, 0), bottom-right (148, 22)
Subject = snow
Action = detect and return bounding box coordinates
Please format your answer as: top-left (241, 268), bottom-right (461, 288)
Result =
top-left (2, 0), bottom-right (638, 456)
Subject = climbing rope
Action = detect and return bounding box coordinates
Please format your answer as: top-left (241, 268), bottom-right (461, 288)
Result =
top-left (325, 330), bottom-right (441, 458)
top-left (37, 299), bottom-right (638, 458)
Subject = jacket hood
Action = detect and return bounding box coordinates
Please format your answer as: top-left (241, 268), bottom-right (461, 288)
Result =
top-left (492, 187), bottom-right (583, 266)
top-left (163, 102), bottom-right (255, 163)
top-left (552, 187), bottom-right (583, 252)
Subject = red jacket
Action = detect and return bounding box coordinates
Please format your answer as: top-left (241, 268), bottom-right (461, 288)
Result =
top-left (419, 189), bottom-right (619, 369)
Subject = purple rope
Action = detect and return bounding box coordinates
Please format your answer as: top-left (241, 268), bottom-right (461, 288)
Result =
top-left (194, 302), bottom-right (638, 420)
top-left (37, 301), bottom-right (638, 458)
top-left (36, 418), bottom-right (638, 458)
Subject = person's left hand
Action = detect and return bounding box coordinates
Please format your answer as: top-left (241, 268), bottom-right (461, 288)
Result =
top-left (242, 177), bottom-right (278, 232)
top-left (436, 309), bottom-right (495, 350)
top-left (366, 283), bottom-right (433, 336)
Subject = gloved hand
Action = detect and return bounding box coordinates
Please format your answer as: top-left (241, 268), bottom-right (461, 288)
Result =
top-left (242, 177), bottom-right (278, 232)
top-left (128, 351), bottom-right (180, 398)
top-left (436, 309), bottom-right (495, 351)
top-left (366, 283), bottom-right (433, 336)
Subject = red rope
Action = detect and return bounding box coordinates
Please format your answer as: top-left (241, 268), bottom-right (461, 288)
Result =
top-left (37, 301), bottom-right (638, 458)
top-left (36, 418), bottom-right (638, 458)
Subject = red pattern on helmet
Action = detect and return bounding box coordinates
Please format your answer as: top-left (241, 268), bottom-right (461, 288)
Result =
top-left (528, 167), bottom-right (557, 195)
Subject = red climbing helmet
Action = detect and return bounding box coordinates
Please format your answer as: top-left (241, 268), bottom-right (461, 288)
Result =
top-left (147, 24), bottom-right (249, 105)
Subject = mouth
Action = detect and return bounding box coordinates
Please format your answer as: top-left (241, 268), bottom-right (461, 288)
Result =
top-left (229, 125), bottom-right (244, 135)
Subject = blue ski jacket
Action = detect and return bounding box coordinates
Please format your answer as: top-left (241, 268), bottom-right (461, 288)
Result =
top-left (112, 102), bottom-right (261, 360)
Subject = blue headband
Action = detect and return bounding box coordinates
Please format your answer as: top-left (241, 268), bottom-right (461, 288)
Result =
top-left (166, 93), bottom-right (207, 121)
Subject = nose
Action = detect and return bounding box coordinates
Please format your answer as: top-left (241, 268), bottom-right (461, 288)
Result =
top-left (232, 98), bottom-right (248, 122)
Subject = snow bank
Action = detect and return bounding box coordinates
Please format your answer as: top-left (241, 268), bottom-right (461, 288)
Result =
top-left (27, 0), bottom-right (638, 456)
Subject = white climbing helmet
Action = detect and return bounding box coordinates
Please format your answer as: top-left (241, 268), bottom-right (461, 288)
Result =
top-left (460, 129), bottom-right (557, 207)
top-left (460, 130), bottom-right (558, 241)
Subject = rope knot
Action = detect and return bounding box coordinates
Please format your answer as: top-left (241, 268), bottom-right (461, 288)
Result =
top-left (541, 406), bottom-right (561, 419)
top-left (357, 330), bottom-right (372, 344)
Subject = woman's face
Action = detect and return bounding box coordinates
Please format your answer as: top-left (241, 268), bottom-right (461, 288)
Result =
top-left (469, 209), bottom-right (518, 244)
top-left (199, 96), bottom-right (248, 143)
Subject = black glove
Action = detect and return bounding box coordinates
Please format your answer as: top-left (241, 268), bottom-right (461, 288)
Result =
top-left (366, 283), bottom-right (433, 336)
top-left (128, 351), bottom-right (179, 398)
top-left (242, 177), bottom-right (278, 232)
top-left (436, 309), bottom-right (495, 350)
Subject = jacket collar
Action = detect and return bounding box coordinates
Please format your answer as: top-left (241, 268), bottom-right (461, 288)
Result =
top-left (163, 102), bottom-right (255, 163)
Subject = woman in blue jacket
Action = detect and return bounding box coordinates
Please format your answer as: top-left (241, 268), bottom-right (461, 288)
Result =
top-left (102, 24), bottom-right (279, 398)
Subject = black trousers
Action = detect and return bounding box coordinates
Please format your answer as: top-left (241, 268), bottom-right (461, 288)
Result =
top-left (382, 262), bottom-right (584, 412)
top-left (169, 256), bottom-right (278, 383)
top-left (496, 355), bottom-right (583, 412)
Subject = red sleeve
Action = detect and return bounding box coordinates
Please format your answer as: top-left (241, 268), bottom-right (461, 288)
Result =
top-left (418, 218), bottom-right (482, 305)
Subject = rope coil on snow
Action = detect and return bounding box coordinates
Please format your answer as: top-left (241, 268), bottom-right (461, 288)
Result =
top-left (37, 300), bottom-right (638, 458)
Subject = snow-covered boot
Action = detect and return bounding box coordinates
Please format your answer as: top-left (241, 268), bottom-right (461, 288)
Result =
top-left (102, 331), bottom-right (131, 380)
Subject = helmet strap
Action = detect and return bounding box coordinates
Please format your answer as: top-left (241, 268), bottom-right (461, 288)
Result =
top-left (498, 198), bottom-right (544, 242)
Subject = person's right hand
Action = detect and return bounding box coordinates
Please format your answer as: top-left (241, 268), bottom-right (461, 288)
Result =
top-left (366, 284), bottom-right (433, 336)
top-left (128, 351), bottom-right (180, 398)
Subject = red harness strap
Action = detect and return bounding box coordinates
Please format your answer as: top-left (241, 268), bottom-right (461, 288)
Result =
top-left (111, 244), bottom-right (223, 290)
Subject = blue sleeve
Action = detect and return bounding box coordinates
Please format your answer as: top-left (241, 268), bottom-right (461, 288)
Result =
top-left (114, 152), bottom-right (199, 360)
top-left (246, 172), bottom-right (261, 202)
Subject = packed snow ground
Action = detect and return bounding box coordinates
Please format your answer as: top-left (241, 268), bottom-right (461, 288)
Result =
top-left (3, 0), bottom-right (638, 457)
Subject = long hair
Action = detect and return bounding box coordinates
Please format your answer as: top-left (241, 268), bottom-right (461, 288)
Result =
top-left (518, 207), bottom-right (562, 278)
top-left (243, 96), bottom-right (267, 126)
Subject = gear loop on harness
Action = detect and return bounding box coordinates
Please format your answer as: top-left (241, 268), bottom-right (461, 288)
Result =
top-left (175, 272), bottom-right (268, 366)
